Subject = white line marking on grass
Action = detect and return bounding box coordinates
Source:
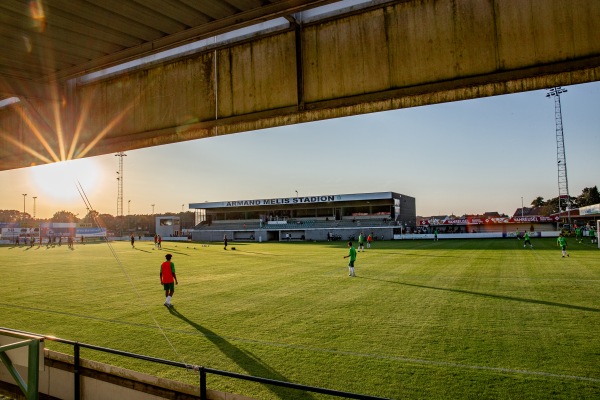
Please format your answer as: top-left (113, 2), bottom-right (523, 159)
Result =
top-left (315, 350), bottom-right (600, 383)
top-left (5, 303), bottom-right (599, 383)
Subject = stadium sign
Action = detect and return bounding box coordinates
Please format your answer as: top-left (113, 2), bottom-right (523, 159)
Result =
top-left (226, 195), bottom-right (335, 207)
top-left (198, 195), bottom-right (338, 209)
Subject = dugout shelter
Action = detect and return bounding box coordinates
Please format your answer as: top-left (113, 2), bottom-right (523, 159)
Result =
top-left (189, 192), bottom-right (415, 242)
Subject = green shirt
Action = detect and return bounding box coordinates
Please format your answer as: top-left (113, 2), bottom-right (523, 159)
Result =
top-left (348, 246), bottom-right (357, 262)
top-left (557, 236), bottom-right (567, 247)
top-left (524, 232), bottom-right (530, 240)
top-left (358, 234), bottom-right (364, 243)
top-left (590, 229), bottom-right (596, 238)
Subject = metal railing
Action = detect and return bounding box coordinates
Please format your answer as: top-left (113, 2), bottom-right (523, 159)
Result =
top-left (0, 329), bottom-right (43, 400)
top-left (1, 327), bottom-right (391, 400)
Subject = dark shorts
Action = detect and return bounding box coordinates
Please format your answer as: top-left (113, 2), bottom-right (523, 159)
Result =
top-left (348, 260), bottom-right (355, 267)
top-left (561, 245), bottom-right (567, 251)
top-left (163, 282), bottom-right (175, 291)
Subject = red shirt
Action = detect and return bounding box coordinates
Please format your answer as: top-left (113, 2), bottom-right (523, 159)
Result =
top-left (161, 261), bottom-right (175, 283)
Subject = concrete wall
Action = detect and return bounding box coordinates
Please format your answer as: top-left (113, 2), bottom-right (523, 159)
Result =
top-left (0, 348), bottom-right (251, 400)
top-left (2, 0), bottom-right (600, 169)
top-left (397, 231), bottom-right (562, 240)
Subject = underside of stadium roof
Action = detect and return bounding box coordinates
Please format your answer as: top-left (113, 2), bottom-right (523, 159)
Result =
top-left (0, 0), bottom-right (336, 94)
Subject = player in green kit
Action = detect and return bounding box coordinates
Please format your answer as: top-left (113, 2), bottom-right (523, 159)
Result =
top-left (557, 233), bottom-right (569, 258)
top-left (358, 232), bottom-right (365, 252)
top-left (575, 226), bottom-right (582, 243)
top-left (344, 241), bottom-right (357, 277)
top-left (523, 231), bottom-right (533, 248)
top-left (590, 226), bottom-right (597, 244)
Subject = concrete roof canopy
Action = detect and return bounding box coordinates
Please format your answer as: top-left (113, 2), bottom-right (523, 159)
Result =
top-left (0, 0), bottom-right (334, 97)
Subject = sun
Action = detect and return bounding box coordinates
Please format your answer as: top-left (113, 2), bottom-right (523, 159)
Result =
top-left (29, 158), bottom-right (102, 202)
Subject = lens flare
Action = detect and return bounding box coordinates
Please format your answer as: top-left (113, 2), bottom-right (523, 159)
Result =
top-left (29, 158), bottom-right (102, 202)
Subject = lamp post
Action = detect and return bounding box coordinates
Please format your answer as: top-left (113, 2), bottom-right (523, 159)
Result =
top-left (181, 204), bottom-right (185, 231)
top-left (33, 196), bottom-right (37, 218)
top-left (22, 194), bottom-right (27, 218)
top-left (521, 197), bottom-right (524, 218)
top-left (127, 200), bottom-right (131, 233)
top-left (151, 204), bottom-right (155, 236)
top-left (295, 190), bottom-right (298, 197)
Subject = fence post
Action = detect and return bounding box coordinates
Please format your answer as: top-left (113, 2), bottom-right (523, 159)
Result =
top-left (199, 367), bottom-right (206, 400)
top-left (26, 339), bottom-right (39, 400)
top-left (74, 343), bottom-right (80, 400)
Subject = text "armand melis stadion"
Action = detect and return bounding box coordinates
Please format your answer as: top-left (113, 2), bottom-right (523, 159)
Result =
top-left (226, 196), bottom-right (335, 207)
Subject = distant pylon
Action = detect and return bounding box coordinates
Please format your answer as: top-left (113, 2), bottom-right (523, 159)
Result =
top-left (115, 152), bottom-right (127, 217)
top-left (546, 87), bottom-right (570, 222)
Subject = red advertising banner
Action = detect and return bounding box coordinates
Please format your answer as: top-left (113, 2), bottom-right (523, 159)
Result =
top-left (419, 216), bottom-right (560, 226)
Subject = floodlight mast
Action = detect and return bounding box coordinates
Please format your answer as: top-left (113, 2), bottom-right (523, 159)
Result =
top-left (546, 87), bottom-right (570, 225)
top-left (115, 152), bottom-right (127, 217)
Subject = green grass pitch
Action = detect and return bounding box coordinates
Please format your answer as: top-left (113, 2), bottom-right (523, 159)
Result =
top-left (1, 238), bottom-right (599, 399)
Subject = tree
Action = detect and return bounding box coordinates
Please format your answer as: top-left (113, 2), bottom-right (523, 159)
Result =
top-left (0, 210), bottom-right (23, 223)
top-left (51, 211), bottom-right (79, 223)
top-left (577, 186), bottom-right (600, 208)
top-left (538, 197), bottom-right (559, 216)
top-left (81, 210), bottom-right (99, 224)
top-left (531, 196), bottom-right (545, 207)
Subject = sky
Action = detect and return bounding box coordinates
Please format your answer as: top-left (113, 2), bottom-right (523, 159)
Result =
top-left (1, 81), bottom-right (599, 220)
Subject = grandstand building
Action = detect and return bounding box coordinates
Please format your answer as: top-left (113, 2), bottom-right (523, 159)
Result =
top-left (189, 192), bottom-right (415, 242)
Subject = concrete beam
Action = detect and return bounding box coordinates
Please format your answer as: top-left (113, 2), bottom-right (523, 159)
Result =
top-left (1, 0), bottom-right (600, 171)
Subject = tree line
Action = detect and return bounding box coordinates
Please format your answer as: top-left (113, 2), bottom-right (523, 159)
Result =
top-left (1, 186), bottom-right (597, 232)
top-left (529, 186), bottom-right (600, 215)
top-left (0, 209), bottom-right (196, 236)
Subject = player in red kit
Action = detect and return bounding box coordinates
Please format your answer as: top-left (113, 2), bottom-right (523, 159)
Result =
top-left (160, 254), bottom-right (178, 308)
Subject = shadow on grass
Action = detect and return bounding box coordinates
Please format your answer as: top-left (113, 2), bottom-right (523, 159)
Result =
top-left (155, 247), bottom-right (191, 256)
top-left (377, 251), bottom-right (494, 259)
top-left (360, 276), bottom-right (600, 313)
top-left (168, 307), bottom-right (314, 399)
top-left (133, 247), bottom-right (152, 254)
top-left (323, 238), bottom-right (596, 251)
top-left (232, 250), bottom-right (281, 256)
